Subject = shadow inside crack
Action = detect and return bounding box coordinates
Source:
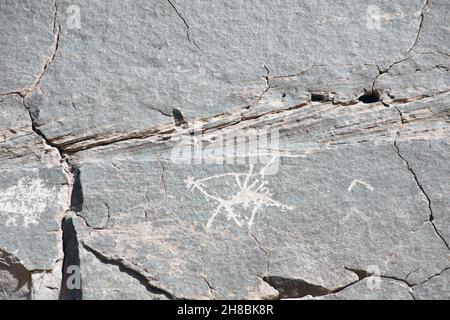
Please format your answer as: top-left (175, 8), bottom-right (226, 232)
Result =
top-left (70, 167), bottom-right (83, 212)
top-left (59, 217), bottom-right (82, 300)
top-left (263, 276), bottom-right (331, 299)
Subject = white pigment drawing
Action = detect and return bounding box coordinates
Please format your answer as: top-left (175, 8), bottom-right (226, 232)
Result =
top-left (0, 177), bottom-right (56, 228)
top-left (185, 157), bottom-right (294, 229)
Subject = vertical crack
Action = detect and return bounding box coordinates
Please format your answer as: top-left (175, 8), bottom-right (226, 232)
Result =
top-left (394, 105), bottom-right (407, 124)
top-left (199, 275), bottom-right (216, 299)
top-left (24, 0), bottom-right (60, 96)
top-left (103, 201), bottom-right (111, 228)
top-left (143, 193), bottom-right (150, 223)
top-left (371, 56), bottom-right (413, 94)
top-left (12, 5), bottom-right (81, 295)
top-left (393, 140), bottom-right (450, 250)
top-left (70, 168), bottom-right (84, 212)
top-left (247, 65), bottom-right (271, 110)
top-left (58, 217), bottom-right (82, 300)
top-left (406, 0), bottom-right (429, 54)
top-left (260, 64), bottom-right (271, 101)
top-left (156, 156), bottom-right (168, 195)
top-left (21, 93), bottom-right (80, 299)
top-left (167, 0), bottom-right (201, 51)
top-left (251, 233), bottom-right (270, 274)
top-left (20, 96), bottom-right (64, 157)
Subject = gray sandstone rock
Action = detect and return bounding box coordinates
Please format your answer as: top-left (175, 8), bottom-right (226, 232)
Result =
top-left (0, 0), bottom-right (449, 300)
top-left (302, 278), bottom-right (414, 300)
top-left (413, 269), bottom-right (450, 300)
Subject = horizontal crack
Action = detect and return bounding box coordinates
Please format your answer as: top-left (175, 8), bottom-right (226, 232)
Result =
top-left (262, 276), bottom-right (332, 299)
top-left (345, 267), bottom-right (414, 288)
top-left (52, 88), bottom-right (446, 154)
top-left (266, 265), bottom-right (420, 300)
top-left (54, 100), bottom-right (308, 153)
top-left (412, 267), bottom-right (450, 287)
top-left (147, 105), bottom-right (171, 118)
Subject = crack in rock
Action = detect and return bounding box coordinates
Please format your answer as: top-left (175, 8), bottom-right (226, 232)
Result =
top-left (54, 86), bottom-right (447, 154)
top-left (2, 1), bottom-right (449, 301)
top-left (199, 275), bottom-right (216, 299)
top-left (406, 0), bottom-right (429, 54)
top-left (167, 0), bottom-right (201, 51)
top-left (29, 52), bottom-right (447, 154)
top-left (23, 0), bottom-right (60, 96)
top-left (344, 267), bottom-right (414, 288)
top-left (251, 234), bottom-right (270, 274)
top-left (59, 217), bottom-right (82, 300)
top-left (14, 85), bottom-right (76, 301)
top-left (263, 263), bottom-right (441, 300)
top-left (372, 56), bottom-right (413, 93)
top-left (262, 276), bottom-right (332, 299)
top-left (246, 64), bottom-right (272, 110)
top-left (412, 266), bottom-right (450, 287)
top-left (81, 244), bottom-right (176, 300)
top-left (393, 140), bottom-right (450, 251)
top-left (394, 106), bottom-right (407, 124)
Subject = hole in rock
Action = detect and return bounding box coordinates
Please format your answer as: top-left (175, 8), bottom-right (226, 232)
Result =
top-left (358, 91), bottom-right (380, 104)
top-left (310, 93), bottom-right (327, 102)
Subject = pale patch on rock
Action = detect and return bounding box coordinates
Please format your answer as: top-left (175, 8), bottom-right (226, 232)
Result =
top-left (0, 177), bottom-right (56, 228)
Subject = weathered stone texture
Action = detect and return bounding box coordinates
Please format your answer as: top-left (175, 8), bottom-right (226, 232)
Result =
top-left (1, 0), bottom-right (449, 300)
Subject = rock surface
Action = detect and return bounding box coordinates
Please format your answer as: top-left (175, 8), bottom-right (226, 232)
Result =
top-left (302, 278), bottom-right (414, 300)
top-left (0, 0), bottom-right (449, 300)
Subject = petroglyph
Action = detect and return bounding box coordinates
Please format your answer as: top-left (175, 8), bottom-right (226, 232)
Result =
top-left (348, 179), bottom-right (375, 192)
top-left (0, 177), bottom-right (56, 228)
top-left (186, 159), bottom-right (294, 229)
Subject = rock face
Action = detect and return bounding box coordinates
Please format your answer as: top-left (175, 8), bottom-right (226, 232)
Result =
top-left (0, 0), bottom-right (449, 300)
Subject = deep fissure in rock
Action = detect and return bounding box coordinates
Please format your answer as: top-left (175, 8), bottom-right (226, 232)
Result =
top-left (70, 168), bottom-right (84, 212)
top-left (82, 244), bottom-right (176, 300)
top-left (263, 276), bottom-right (331, 299)
top-left (59, 217), bottom-right (82, 300)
